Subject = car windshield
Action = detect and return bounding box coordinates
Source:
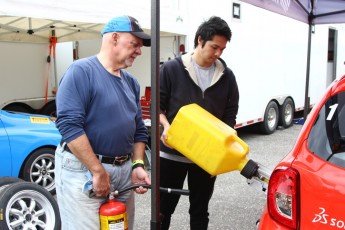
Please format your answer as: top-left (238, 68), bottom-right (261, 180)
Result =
top-left (308, 91), bottom-right (345, 168)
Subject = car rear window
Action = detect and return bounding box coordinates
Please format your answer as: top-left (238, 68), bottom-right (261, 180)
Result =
top-left (308, 91), bottom-right (345, 168)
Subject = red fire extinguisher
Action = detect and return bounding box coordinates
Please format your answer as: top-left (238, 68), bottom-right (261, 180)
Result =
top-left (100, 191), bottom-right (128, 230)
top-left (98, 184), bottom-right (190, 229)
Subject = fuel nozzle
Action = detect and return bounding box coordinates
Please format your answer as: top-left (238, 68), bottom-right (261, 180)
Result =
top-left (240, 159), bottom-right (272, 194)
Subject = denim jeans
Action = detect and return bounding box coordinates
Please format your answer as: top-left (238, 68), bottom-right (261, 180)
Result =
top-left (55, 144), bottom-right (134, 230)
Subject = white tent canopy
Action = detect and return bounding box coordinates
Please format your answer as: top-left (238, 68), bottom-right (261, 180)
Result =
top-left (0, 16), bottom-right (104, 43)
top-left (0, 0), bottom-right (187, 43)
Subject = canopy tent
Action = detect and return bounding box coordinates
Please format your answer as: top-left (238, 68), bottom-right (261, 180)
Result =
top-left (240, 0), bottom-right (345, 24)
top-left (239, 0), bottom-right (345, 119)
top-left (0, 1), bottom-right (120, 44)
top-left (0, 0), bottom-right (185, 44)
top-left (0, 16), bottom-right (104, 43)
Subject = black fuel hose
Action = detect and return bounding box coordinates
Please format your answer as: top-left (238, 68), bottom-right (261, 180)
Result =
top-left (115, 184), bottom-right (190, 196)
top-left (89, 184), bottom-right (190, 198)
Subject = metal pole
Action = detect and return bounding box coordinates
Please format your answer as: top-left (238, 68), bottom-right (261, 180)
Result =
top-left (303, 22), bottom-right (312, 120)
top-left (150, 0), bottom-right (160, 229)
top-left (51, 30), bottom-right (58, 92)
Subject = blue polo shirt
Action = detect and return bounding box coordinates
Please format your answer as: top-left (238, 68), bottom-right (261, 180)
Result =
top-left (56, 56), bottom-right (148, 156)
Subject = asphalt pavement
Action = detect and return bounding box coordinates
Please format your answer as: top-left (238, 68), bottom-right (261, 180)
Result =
top-left (134, 123), bottom-right (303, 230)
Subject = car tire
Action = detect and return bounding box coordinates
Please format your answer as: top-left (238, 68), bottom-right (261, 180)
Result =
top-left (0, 177), bottom-right (24, 195)
top-left (279, 98), bottom-right (295, 128)
top-left (259, 101), bottom-right (279, 135)
top-left (20, 148), bottom-right (56, 195)
top-left (0, 181), bottom-right (61, 230)
top-left (0, 177), bottom-right (23, 187)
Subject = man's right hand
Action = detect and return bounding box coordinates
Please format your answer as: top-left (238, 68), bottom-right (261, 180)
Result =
top-left (67, 135), bottom-right (111, 197)
top-left (160, 128), bottom-right (173, 149)
top-left (92, 169), bottom-right (111, 197)
top-left (159, 113), bottom-right (173, 149)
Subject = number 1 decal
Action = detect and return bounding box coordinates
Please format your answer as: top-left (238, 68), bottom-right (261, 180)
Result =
top-left (326, 104), bottom-right (338, 121)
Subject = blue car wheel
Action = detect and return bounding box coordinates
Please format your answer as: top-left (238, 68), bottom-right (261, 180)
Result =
top-left (20, 148), bottom-right (56, 195)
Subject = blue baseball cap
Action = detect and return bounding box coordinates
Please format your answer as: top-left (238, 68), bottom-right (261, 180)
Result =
top-left (101, 15), bottom-right (151, 47)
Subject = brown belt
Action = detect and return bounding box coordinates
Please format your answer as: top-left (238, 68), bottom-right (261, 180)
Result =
top-left (60, 141), bottom-right (131, 165)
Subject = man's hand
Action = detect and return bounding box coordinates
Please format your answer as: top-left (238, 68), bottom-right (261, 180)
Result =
top-left (132, 167), bottom-right (151, 194)
top-left (159, 113), bottom-right (173, 149)
top-left (92, 169), bottom-right (111, 197)
top-left (160, 127), bottom-right (174, 149)
top-left (67, 135), bottom-right (111, 197)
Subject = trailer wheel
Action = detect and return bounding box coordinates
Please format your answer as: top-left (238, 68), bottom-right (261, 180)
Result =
top-left (0, 181), bottom-right (61, 230)
top-left (40, 100), bottom-right (56, 117)
top-left (259, 101), bottom-right (279, 135)
top-left (279, 98), bottom-right (295, 128)
top-left (3, 103), bottom-right (35, 114)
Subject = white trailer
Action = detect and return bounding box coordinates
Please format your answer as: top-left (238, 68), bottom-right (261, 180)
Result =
top-left (0, 41), bottom-right (59, 115)
top-left (175, 0), bottom-right (345, 134)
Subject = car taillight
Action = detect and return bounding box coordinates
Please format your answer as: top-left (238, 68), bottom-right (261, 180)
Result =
top-left (267, 167), bottom-right (299, 229)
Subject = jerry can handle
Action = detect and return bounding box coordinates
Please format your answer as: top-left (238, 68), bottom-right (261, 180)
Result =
top-left (226, 134), bottom-right (249, 155)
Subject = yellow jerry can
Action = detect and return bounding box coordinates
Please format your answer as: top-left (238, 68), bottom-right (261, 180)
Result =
top-left (166, 104), bottom-right (250, 176)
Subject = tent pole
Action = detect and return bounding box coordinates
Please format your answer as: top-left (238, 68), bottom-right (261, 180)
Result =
top-left (53, 54), bottom-right (58, 90)
top-left (303, 22), bottom-right (312, 120)
top-left (150, 0), bottom-right (161, 229)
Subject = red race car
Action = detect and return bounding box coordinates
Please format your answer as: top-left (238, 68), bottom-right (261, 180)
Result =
top-left (258, 75), bottom-right (345, 230)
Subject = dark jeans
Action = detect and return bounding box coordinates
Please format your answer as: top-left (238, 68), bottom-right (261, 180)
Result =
top-left (159, 157), bottom-right (216, 230)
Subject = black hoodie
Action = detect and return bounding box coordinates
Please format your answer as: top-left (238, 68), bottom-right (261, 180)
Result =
top-left (160, 52), bottom-right (239, 157)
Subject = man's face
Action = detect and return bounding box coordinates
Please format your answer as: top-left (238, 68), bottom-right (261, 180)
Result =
top-left (198, 35), bottom-right (227, 66)
top-left (115, 32), bottom-right (143, 68)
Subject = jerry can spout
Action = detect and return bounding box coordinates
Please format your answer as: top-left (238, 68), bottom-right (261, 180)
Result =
top-left (241, 160), bottom-right (272, 194)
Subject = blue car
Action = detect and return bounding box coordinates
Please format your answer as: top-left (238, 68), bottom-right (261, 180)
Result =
top-left (0, 109), bottom-right (61, 194)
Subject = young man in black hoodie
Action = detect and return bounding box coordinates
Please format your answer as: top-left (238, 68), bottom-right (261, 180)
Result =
top-left (159, 16), bottom-right (240, 230)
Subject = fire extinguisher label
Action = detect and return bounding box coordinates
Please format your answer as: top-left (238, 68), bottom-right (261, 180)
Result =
top-left (100, 213), bottom-right (128, 230)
